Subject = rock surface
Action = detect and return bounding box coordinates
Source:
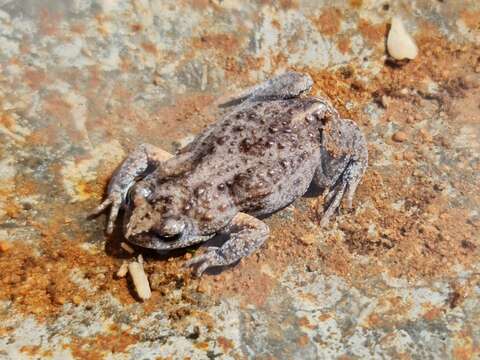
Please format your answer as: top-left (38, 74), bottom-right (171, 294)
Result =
top-left (0, 1), bottom-right (479, 359)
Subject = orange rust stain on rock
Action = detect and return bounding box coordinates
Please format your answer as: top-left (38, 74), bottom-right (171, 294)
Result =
top-left (423, 307), bottom-right (443, 321)
top-left (297, 334), bottom-right (310, 347)
top-left (38, 9), bottom-right (62, 36)
top-left (186, 0), bottom-right (211, 10)
top-left (338, 36), bottom-right (351, 54)
top-left (195, 341), bottom-right (210, 350)
top-left (86, 65), bottom-right (102, 90)
top-left (20, 345), bottom-right (42, 357)
top-left (120, 54), bottom-right (132, 73)
top-left (142, 41), bottom-right (158, 55)
top-left (318, 313), bottom-right (331, 321)
top-left (349, 0), bottom-right (363, 7)
top-left (0, 113), bottom-right (15, 129)
top-left (193, 33), bottom-right (240, 53)
top-left (278, 0), bottom-right (299, 10)
top-left (130, 23), bottom-right (143, 32)
top-left (24, 68), bottom-right (47, 90)
top-left (358, 18), bottom-right (387, 45)
top-left (43, 93), bottom-right (72, 121)
top-left (210, 264), bottom-right (277, 307)
top-left (0, 207), bottom-right (142, 322)
top-left (298, 316), bottom-right (316, 329)
top-left (15, 178), bottom-right (38, 197)
top-left (313, 7), bottom-right (342, 36)
top-left (460, 10), bottom-right (480, 30)
top-left (70, 22), bottom-right (86, 34)
top-left (4, 201), bottom-right (21, 219)
top-left (66, 331), bottom-right (139, 360)
top-left (337, 356), bottom-right (355, 360)
top-left (452, 333), bottom-right (474, 360)
top-left (366, 313), bottom-right (381, 327)
top-left (25, 124), bottom-right (60, 146)
top-left (217, 336), bottom-right (234, 353)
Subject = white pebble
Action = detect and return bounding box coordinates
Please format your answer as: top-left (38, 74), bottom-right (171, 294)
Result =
top-left (128, 261), bottom-right (152, 300)
top-left (116, 261), bottom-right (129, 278)
top-left (387, 16), bottom-right (418, 60)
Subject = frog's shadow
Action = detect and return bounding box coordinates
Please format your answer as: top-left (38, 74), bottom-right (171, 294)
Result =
top-left (104, 182), bottom-right (325, 275)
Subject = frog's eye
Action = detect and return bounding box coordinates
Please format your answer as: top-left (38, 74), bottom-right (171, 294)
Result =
top-left (127, 184), bottom-right (153, 205)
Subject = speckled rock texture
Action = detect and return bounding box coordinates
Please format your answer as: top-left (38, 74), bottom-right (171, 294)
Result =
top-left (0, 1), bottom-right (479, 359)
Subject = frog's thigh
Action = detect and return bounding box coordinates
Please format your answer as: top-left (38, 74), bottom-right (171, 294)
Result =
top-left (185, 213), bottom-right (269, 276)
top-left (220, 212), bottom-right (270, 262)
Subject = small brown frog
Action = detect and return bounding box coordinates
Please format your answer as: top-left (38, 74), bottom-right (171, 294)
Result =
top-left (91, 72), bottom-right (368, 276)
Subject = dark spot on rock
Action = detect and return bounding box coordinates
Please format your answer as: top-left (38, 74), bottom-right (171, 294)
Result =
top-left (461, 240), bottom-right (476, 251)
top-left (448, 290), bottom-right (461, 308)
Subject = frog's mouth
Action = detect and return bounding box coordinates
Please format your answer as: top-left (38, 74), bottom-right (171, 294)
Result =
top-left (128, 231), bottom-right (214, 250)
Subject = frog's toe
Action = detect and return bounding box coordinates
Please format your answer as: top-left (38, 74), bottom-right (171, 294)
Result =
top-left (318, 158), bottom-right (366, 227)
top-left (106, 197), bottom-right (122, 234)
top-left (89, 193), bottom-right (123, 234)
top-left (89, 198), bottom-right (112, 218)
top-left (319, 183), bottom-right (347, 227)
top-left (184, 246), bottom-right (221, 277)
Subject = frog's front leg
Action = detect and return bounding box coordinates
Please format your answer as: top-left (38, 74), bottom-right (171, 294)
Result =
top-left (317, 158), bottom-right (366, 227)
top-left (314, 119), bottom-right (368, 227)
top-left (90, 144), bottom-right (172, 234)
top-left (184, 213), bottom-right (269, 276)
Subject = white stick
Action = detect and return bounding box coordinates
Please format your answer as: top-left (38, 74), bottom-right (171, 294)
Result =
top-left (128, 261), bottom-right (151, 300)
top-left (120, 242), bottom-right (135, 254)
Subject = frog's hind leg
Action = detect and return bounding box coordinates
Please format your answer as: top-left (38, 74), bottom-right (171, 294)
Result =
top-left (90, 144), bottom-right (172, 234)
top-left (220, 71), bottom-right (313, 107)
top-left (318, 158), bottom-right (366, 227)
top-left (184, 213), bottom-right (269, 276)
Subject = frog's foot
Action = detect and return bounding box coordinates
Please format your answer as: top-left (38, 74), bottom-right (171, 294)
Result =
top-left (318, 159), bottom-right (365, 227)
top-left (184, 213), bottom-right (269, 277)
top-left (90, 192), bottom-right (124, 234)
top-left (89, 143), bottom-right (172, 234)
